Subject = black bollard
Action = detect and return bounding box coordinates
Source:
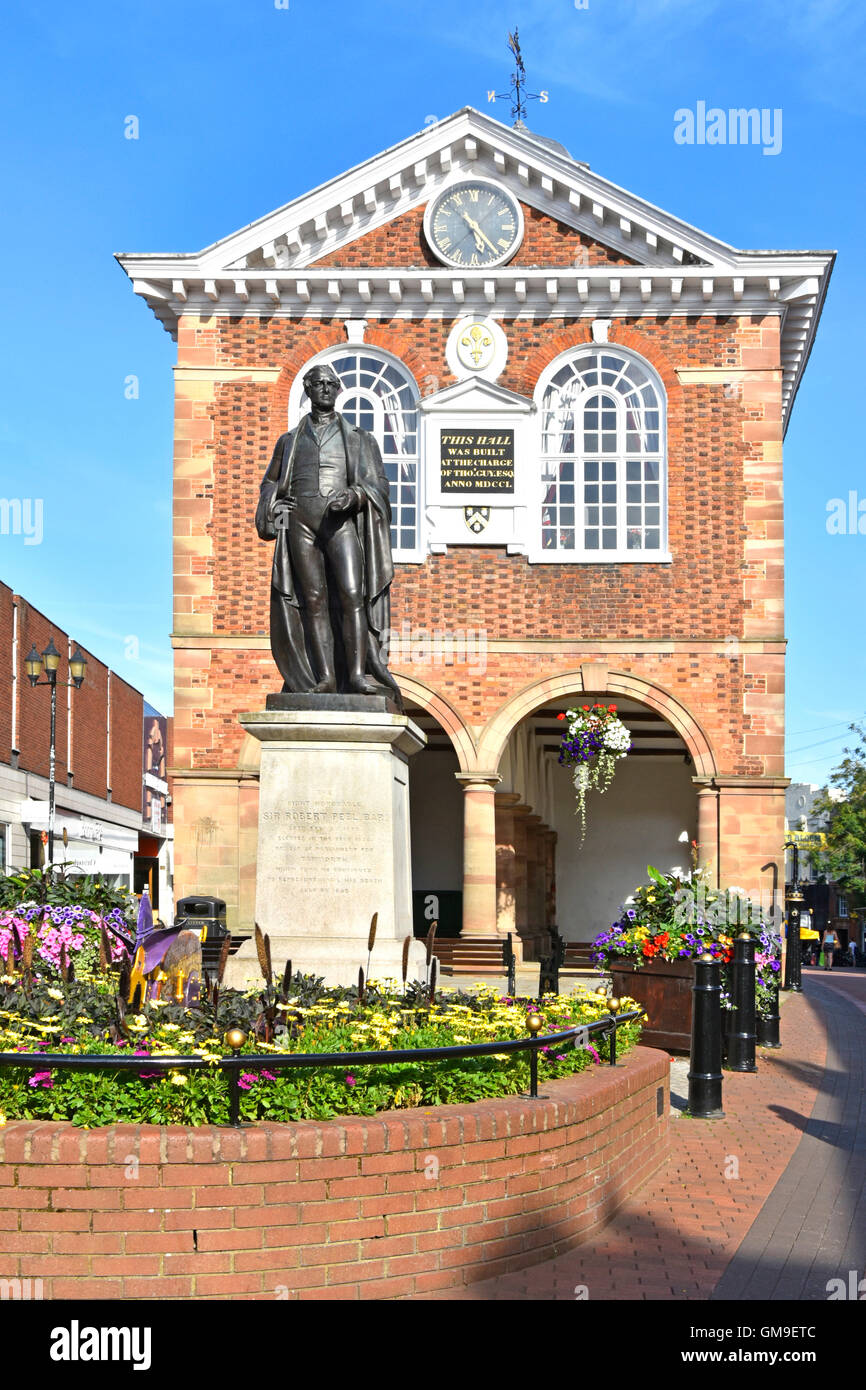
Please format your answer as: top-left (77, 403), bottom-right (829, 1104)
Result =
top-left (688, 953), bottom-right (725, 1118)
top-left (756, 980), bottom-right (781, 1048)
top-left (726, 933), bottom-right (758, 1072)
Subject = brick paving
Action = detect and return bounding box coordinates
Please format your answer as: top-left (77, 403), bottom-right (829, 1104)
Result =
top-left (439, 972), bottom-right (865, 1300)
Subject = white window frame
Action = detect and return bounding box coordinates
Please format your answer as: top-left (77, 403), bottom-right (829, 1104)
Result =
top-left (288, 347), bottom-right (424, 562)
top-left (531, 344), bottom-right (670, 564)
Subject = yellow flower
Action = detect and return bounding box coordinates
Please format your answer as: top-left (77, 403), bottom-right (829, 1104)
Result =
top-left (46, 988), bottom-right (64, 1001)
top-left (127, 1017), bottom-right (148, 1032)
top-left (0, 1113), bottom-right (6, 1127)
top-left (161, 1023), bottom-right (181, 1032)
top-left (169, 1072), bottom-right (188, 1086)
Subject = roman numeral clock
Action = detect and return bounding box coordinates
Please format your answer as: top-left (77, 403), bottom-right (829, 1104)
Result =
top-left (423, 179), bottom-right (523, 269)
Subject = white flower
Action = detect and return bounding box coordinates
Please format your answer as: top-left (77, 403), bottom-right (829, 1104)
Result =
top-left (46, 988), bottom-right (64, 1001)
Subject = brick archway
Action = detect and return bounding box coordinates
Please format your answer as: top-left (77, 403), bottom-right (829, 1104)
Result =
top-left (394, 673), bottom-right (477, 771)
top-left (476, 667), bottom-right (718, 779)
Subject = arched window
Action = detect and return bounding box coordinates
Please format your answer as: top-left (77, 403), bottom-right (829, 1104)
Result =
top-left (289, 349), bottom-right (421, 557)
top-left (536, 347), bottom-right (667, 560)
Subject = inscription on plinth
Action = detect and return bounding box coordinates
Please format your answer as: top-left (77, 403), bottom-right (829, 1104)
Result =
top-left (231, 708), bottom-right (429, 987)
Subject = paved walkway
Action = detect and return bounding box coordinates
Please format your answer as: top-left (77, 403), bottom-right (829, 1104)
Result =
top-left (440, 969), bottom-right (866, 1300)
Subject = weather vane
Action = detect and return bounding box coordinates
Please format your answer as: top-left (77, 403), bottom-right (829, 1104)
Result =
top-left (493, 29), bottom-right (543, 127)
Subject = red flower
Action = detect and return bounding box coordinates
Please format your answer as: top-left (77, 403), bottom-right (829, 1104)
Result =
top-left (557, 712), bottom-right (565, 721)
top-left (582, 705), bottom-right (590, 711)
top-left (656, 932), bottom-right (669, 947)
top-left (608, 704), bottom-right (616, 711)
top-left (642, 942), bottom-right (657, 958)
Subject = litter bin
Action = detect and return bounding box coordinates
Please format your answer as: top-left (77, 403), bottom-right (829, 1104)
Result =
top-left (174, 895), bottom-right (229, 971)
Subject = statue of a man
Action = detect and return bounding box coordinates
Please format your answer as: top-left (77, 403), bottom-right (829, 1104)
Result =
top-left (256, 364), bottom-right (401, 703)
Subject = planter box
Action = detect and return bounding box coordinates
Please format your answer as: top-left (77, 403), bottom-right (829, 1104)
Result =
top-left (610, 956), bottom-right (695, 1052)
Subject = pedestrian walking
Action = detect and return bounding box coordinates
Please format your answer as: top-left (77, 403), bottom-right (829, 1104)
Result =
top-left (848, 939), bottom-right (858, 968)
top-left (821, 928), bottom-right (838, 970)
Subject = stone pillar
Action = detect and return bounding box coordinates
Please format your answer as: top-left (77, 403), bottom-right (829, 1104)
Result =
top-left (512, 804), bottom-right (531, 940)
top-left (495, 791), bottom-right (523, 939)
top-left (526, 814), bottom-right (544, 948)
top-left (456, 772), bottom-right (501, 937)
top-left (542, 829), bottom-right (558, 930)
top-left (695, 780), bottom-right (720, 889)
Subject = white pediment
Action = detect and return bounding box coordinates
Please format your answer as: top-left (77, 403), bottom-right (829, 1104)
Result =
top-left (116, 105), bottom-right (835, 432)
top-left (420, 376), bottom-right (535, 415)
top-left (196, 107), bottom-right (723, 276)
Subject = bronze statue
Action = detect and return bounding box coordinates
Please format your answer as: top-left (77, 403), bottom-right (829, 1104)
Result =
top-left (256, 364), bottom-right (401, 704)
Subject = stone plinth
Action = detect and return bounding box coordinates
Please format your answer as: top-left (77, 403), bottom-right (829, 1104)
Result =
top-left (230, 700), bottom-right (428, 988)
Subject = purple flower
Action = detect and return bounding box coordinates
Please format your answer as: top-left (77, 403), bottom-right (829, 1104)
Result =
top-left (28, 1071), bottom-right (53, 1090)
top-left (345, 1074), bottom-right (356, 1088)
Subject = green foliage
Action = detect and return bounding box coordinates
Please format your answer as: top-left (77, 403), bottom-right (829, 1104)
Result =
top-left (812, 722), bottom-right (866, 912)
top-left (0, 866), bottom-right (136, 920)
top-left (0, 965), bottom-right (641, 1128)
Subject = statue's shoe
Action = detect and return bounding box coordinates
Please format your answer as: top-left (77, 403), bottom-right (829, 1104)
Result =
top-left (348, 676), bottom-right (383, 696)
top-left (310, 678), bottom-right (337, 693)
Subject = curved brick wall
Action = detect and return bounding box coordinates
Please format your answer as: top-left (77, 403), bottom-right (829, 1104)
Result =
top-left (0, 1048), bottom-right (668, 1300)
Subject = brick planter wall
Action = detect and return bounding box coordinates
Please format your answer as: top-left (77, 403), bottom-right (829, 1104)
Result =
top-left (0, 1047), bottom-right (668, 1300)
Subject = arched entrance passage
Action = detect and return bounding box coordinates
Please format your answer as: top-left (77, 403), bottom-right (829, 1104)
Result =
top-left (478, 669), bottom-right (719, 955)
top-left (497, 692), bottom-right (703, 953)
top-left (398, 681), bottom-right (474, 947)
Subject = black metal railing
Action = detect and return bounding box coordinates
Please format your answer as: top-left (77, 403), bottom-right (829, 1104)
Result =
top-left (0, 1009), bottom-right (640, 1125)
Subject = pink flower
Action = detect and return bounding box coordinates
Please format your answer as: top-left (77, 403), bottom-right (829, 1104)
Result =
top-left (238, 1072), bottom-right (258, 1090)
top-left (345, 1075), bottom-right (356, 1087)
top-left (260, 1069), bottom-right (277, 1081)
top-left (28, 1071), bottom-right (53, 1090)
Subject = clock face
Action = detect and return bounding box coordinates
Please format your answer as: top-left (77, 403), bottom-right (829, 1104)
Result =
top-left (425, 180), bottom-right (523, 269)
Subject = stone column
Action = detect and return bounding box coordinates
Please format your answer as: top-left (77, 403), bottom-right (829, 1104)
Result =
top-left (694, 780), bottom-right (720, 889)
top-left (526, 814), bottom-right (544, 950)
top-left (512, 804), bottom-right (531, 940)
top-left (495, 792), bottom-right (523, 939)
top-left (455, 772), bottom-right (501, 937)
top-left (542, 829), bottom-right (558, 930)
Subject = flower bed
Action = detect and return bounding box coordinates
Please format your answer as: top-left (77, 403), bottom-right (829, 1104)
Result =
top-left (0, 957), bottom-right (642, 1126)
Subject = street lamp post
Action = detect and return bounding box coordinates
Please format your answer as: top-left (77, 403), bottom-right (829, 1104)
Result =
top-left (783, 839), bottom-right (804, 992)
top-left (24, 640), bottom-right (87, 870)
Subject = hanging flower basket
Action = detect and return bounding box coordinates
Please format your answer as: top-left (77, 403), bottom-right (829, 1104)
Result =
top-left (557, 703), bottom-right (631, 839)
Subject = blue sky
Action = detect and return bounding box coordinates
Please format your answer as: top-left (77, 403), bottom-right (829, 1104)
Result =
top-left (0, 0), bottom-right (863, 785)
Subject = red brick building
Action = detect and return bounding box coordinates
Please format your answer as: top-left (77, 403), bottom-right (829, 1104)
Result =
top-left (0, 583), bottom-right (172, 913)
top-left (118, 109), bottom-right (832, 954)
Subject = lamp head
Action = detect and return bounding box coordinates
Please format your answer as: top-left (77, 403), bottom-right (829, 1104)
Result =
top-left (41, 637), bottom-right (61, 679)
top-left (24, 644), bottom-right (43, 686)
top-left (225, 1026), bottom-right (248, 1052)
top-left (69, 644), bottom-right (87, 689)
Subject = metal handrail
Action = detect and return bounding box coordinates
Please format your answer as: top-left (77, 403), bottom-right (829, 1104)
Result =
top-left (0, 1009), bottom-right (641, 1124)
